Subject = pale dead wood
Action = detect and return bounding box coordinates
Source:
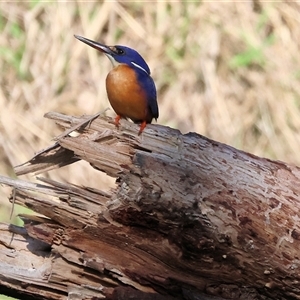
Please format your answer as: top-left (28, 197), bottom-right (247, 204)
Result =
top-left (1, 112), bottom-right (300, 299)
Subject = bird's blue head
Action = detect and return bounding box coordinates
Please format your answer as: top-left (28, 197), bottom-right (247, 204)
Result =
top-left (75, 35), bottom-right (151, 75)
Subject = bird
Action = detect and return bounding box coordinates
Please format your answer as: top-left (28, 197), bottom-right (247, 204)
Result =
top-left (74, 35), bottom-right (159, 135)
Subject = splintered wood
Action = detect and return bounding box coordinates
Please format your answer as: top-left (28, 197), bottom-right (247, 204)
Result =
top-left (1, 112), bottom-right (300, 300)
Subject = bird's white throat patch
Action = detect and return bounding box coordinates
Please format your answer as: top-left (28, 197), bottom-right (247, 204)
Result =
top-left (105, 54), bottom-right (121, 67)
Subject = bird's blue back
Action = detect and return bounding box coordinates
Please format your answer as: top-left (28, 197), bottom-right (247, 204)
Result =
top-left (134, 66), bottom-right (158, 120)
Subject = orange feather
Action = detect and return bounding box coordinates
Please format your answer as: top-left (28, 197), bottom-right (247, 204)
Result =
top-left (106, 65), bottom-right (151, 123)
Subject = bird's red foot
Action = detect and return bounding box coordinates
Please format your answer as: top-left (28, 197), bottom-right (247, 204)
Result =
top-left (114, 115), bottom-right (121, 128)
top-left (138, 121), bottom-right (147, 135)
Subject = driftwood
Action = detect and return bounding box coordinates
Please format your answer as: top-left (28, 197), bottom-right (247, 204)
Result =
top-left (1, 111), bottom-right (300, 300)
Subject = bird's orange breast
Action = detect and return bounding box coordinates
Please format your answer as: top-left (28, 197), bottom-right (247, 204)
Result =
top-left (106, 64), bottom-right (151, 123)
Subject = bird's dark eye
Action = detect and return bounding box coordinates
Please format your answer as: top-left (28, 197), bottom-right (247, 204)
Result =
top-left (115, 47), bottom-right (125, 55)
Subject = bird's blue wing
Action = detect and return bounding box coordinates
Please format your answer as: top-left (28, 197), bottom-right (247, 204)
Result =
top-left (135, 68), bottom-right (159, 120)
top-left (145, 76), bottom-right (159, 119)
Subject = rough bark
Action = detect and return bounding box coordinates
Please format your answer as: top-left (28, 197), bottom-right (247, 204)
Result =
top-left (1, 112), bottom-right (300, 299)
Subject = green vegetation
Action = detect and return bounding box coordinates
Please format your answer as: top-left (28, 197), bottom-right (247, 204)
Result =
top-left (229, 10), bottom-right (275, 69)
top-left (0, 295), bottom-right (18, 300)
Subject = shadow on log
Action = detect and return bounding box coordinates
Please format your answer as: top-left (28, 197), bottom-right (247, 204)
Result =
top-left (1, 112), bottom-right (300, 300)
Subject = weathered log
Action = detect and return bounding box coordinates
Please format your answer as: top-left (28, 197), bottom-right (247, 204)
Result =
top-left (1, 112), bottom-right (300, 300)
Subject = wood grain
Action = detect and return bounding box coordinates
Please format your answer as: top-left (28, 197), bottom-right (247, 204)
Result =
top-left (1, 112), bottom-right (300, 299)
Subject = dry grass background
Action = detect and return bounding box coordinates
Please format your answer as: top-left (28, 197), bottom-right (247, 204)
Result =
top-left (1, 1), bottom-right (300, 224)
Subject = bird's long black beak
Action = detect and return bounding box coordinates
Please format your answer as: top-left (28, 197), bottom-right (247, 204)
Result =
top-left (74, 35), bottom-right (113, 55)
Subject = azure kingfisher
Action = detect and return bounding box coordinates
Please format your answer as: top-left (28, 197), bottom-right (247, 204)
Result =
top-left (74, 35), bottom-right (159, 135)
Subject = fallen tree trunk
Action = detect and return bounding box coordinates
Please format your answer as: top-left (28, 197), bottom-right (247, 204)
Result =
top-left (1, 112), bottom-right (300, 300)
